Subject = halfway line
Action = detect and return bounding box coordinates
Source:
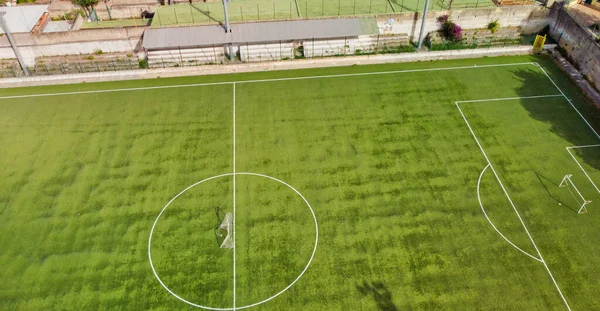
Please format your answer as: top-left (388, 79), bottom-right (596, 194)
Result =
top-left (232, 82), bottom-right (237, 310)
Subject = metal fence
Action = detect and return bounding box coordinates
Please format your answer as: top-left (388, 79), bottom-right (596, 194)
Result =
top-left (1, 59), bottom-right (141, 78)
top-left (151, 0), bottom-right (499, 27)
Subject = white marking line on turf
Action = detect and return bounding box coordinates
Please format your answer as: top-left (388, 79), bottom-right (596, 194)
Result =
top-left (566, 145), bottom-right (600, 195)
top-left (534, 62), bottom-right (600, 141)
top-left (456, 94), bottom-right (563, 104)
top-left (456, 101), bottom-right (573, 311)
top-left (232, 82), bottom-right (237, 311)
top-left (477, 164), bottom-right (543, 262)
top-left (0, 62), bottom-right (535, 100)
top-left (148, 172), bottom-right (319, 311)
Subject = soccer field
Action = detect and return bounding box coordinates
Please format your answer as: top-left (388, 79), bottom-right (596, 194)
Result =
top-left (151, 0), bottom-right (496, 27)
top-left (1, 55), bottom-right (600, 310)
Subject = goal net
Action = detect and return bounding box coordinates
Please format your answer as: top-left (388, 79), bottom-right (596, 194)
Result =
top-left (217, 213), bottom-right (234, 249)
top-left (559, 174), bottom-right (591, 214)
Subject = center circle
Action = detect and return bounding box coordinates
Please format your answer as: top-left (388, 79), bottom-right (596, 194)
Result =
top-left (148, 172), bottom-right (318, 310)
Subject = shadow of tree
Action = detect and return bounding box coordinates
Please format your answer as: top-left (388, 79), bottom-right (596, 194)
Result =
top-left (356, 281), bottom-right (398, 311)
top-left (190, 4), bottom-right (226, 29)
top-left (511, 64), bottom-right (600, 172)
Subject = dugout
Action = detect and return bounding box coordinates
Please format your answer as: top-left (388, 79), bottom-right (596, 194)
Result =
top-left (142, 18), bottom-right (380, 67)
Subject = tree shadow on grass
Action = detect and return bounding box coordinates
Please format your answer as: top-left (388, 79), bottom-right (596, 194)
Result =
top-left (356, 281), bottom-right (398, 311)
top-left (190, 4), bottom-right (225, 29)
top-left (511, 65), bottom-right (600, 173)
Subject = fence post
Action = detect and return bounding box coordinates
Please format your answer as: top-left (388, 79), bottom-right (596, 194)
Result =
top-left (385, 0), bottom-right (388, 13)
top-left (338, 0), bottom-right (341, 15)
top-left (274, 3), bottom-right (276, 19)
top-left (401, 0), bottom-right (404, 12)
top-left (416, 0), bottom-right (419, 12)
top-left (369, 0), bottom-right (373, 13)
top-left (174, 7), bottom-right (178, 24)
top-left (289, 2), bottom-right (292, 19)
top-left (190, 6), bottom-right (194, 24)
top-left (353, 0), bottom-right (356, 14)
top-left (344, 36), bottom-right (347, 54)
top-left (476, 0), bottom-right (479, 8)
top-left (376, 34), bottom-right (380, 53)
top-left (306, 0), bottom-right (308, 17)
top-left (258, 3), bottom-right (260, 20)
top-left (241, 6), bottom-right (244, 21)
top-left (322, 0), bottom-right (324, 16)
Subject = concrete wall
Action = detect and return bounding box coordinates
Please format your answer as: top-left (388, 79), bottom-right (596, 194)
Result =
top-left (549, 3), bottom-right (600, 90)
top-left (376, 5), bottom-right (550, 41)
top-left (0, 28), bottom-right (145, 65)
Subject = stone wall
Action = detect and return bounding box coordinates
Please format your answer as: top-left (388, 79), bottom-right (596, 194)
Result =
top-left (0, 28), bottom-right (146, 66)
top-left (376, 5), bottom-right (550, 41)
top-left (549, 3), bottom-right (600, 90)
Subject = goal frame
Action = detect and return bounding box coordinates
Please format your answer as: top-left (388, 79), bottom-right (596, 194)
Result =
top-left (559, 174), bottom-right (591, 214)
top-left (218, 212), bottom-right (234, 248)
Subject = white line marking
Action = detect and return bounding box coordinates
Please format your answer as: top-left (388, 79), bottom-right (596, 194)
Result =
top-left (456, 101), bottom-right (572, 311)
top-left (477, 164), bottom-right (543, 262)
top-left (566, 146), bottom-right (600, 195)
top-left (567, 144), bottom-right (600, 149)
top-left (456, 94), bottom-right (563, 104)
top-left (148, 172), bottom-right (319, 310)
top-left (534, 62), bottom-right (600, 141)
top-left (0, 62), bottom-right (535, 100)
top-left (232, 82), bottom-right (237, 311)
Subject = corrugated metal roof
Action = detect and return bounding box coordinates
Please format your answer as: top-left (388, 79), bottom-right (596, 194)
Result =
top-left (143, 18), bottom-right (369, 50)
top-left (0, 5), bottom-right (48, 34)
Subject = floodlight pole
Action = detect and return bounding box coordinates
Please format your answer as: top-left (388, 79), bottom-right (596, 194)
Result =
top-left (222, 0), bottom-right (230, 33)
top-left (417, 0), bottom-right (430, 49)
top-left (222, 0), bottom-right (234, 60)
top-left (0, 12), bottom-right (30, 76)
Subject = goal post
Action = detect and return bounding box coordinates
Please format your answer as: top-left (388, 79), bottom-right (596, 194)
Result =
top-left (217, 212), bottom-right (234, 249)
top-left (559, 174), bottom-right (591, 214)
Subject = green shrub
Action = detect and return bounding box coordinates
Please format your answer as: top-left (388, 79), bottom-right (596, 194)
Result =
top-left (139, 59), bottom-right (148, 69)
top-left (488, 20), bottom-right (500, 34)
top-left (94, 49), bottom-right (104, 55)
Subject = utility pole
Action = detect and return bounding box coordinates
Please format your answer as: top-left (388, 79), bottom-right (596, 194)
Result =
top-left (417, 0), bottom-right (430, 49)
top-left (222, 0), bottom-right (234, 60)
top-left (0, 12), bottom-right (30, 76)
top-left (222, 0), bottom-right (230, 32)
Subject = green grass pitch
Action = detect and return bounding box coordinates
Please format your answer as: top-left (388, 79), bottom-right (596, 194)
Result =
top-left (151, 0), bottom-right (496, 27)
top-left (1, 55), bottom-right (600, 310)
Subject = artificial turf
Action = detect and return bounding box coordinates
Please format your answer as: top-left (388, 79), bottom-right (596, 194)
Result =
top-left (0, 55), bottom-right (599, 310)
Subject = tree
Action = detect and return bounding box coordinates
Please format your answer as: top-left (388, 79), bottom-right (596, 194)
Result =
top-left (71, 0), bottom-right (99, 17)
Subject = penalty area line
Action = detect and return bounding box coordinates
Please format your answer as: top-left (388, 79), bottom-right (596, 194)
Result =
top-left (477, 164), bottom-right (543, 262)
top-left (533, 62), bottom-right (600, 141)
top-left (456, 100), bottom-right (572, 311)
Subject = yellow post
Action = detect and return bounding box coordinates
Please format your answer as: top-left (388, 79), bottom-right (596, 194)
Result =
top-left (532, 34), bottom-right (547, 52)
